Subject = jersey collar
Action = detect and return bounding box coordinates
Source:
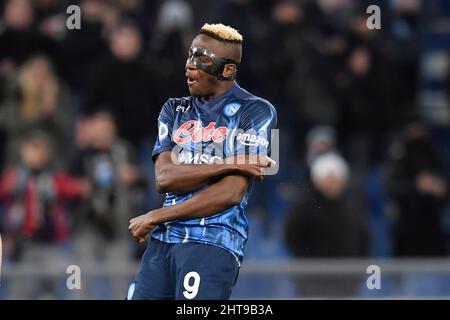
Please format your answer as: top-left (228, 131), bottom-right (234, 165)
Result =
top-left (197, 82), bottom-right (243, 108)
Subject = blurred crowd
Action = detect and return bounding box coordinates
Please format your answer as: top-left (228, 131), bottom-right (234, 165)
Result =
top-left (0, 0), bottom-right (450, 299)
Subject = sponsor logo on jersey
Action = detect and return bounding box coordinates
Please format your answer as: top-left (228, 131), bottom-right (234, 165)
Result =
top-left (173, 120), bottom-right (228, 144)
top-left (236, 132), bottom-right (269, 148)
top-left (223, 102), bottom-right (241, 117)
top-left (177, 151), bottom-right (222, 164)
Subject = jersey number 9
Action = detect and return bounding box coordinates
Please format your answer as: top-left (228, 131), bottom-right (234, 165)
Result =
top-left (183, 271), bottom-right (201, 299)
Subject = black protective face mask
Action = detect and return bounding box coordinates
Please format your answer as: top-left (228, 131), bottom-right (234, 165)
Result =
top-left (187, 46), bottom-right (239, 81)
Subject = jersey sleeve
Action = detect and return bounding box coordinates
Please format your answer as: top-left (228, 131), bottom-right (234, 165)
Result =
top-left (233, 100), bottom-right (278, 157)
top-left (152, 99), bottom-right (176, 162)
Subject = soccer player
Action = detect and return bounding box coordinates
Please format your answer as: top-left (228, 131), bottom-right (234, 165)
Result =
top-left (127, 23), bottom-right (278, 300)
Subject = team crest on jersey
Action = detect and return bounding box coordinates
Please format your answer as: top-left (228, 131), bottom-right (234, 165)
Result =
top-left (224, 102), bottom-right (241, 117)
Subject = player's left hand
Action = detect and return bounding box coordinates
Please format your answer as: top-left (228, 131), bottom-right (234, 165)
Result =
top-left (129, 212), bottom-right (156, 244)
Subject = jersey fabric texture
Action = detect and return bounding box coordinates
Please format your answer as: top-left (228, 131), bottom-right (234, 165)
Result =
top-left (151, 83), bottom-right (277, 265)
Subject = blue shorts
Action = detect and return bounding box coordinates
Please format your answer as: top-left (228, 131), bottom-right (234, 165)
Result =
top-left (127, 238), bottom-right (240, 300)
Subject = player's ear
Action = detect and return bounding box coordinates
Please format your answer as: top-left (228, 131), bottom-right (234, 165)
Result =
top-left (222, 64), bottom-right (237, 79)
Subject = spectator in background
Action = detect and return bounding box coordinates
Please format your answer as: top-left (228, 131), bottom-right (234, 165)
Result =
top-left (259, 0), bottom-right (309, 132)
top-left (285, 152), bottom-right (367, 258)
top-left (386, 0), bottom-right (421, 113)
top-left (0, 0), bottom-right (57, 78)
top-left (72, 111), bottom-right (145, 240)
top-left (0, 55), bottom-right (71, 166)
top-left (305, 125), bottom-right (338, 165)
top-left (84, 19), bottom-right (158, 148)
top-left (110, 0), bottom-right (149, 42)
top-left (151, 0), bottom-right (194, 99)
top-left (33, 0), bottom-right (64, 25)
top-left (335, 45), bottom-right (388, 204)
top-left (284, 152), bottom-right (368, 297)
top-left (0, 131), bottom-right (89, 299)
top-left (36, 0), bottom-right (80, 45)
top-left (283, 0), bottom-right (349, 131)
top-left (71, 111), bottom-right (146, 299)
top-left (384, 115), bottom-right (449, 257)
top-left (58, 0), bottom-right (109, 93)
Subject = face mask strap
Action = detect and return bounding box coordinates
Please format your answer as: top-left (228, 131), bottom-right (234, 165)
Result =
top-left (217, 58), bottom-right (239, 81)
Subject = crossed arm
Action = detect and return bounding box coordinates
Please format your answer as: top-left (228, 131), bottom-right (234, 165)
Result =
top-left (129, 151), bottom-right (274, 243)
top-left (154, 151), bottom-right (267, 194)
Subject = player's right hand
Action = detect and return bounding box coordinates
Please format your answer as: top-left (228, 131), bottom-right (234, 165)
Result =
top-left (129, 212), bottom-right (155, 244)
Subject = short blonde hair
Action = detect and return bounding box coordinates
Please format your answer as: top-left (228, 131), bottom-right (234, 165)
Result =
top-left (200, 23), bottom-right (243, 43)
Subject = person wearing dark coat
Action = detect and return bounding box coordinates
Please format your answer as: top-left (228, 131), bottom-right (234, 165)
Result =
top-left (284, 152), bottom-right (368, 297)
top-left (384, 116), bottom-right (449, 257)
top-left (83, 19), bottom-right (160, 148)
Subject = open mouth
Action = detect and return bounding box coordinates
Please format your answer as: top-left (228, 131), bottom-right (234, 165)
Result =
top-left (187, 76), bottom-right (198, 86)
top-left (186, 72), bottom-right (198, 87)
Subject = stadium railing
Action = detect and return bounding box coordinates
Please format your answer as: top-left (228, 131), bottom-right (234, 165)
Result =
top-left (1, 258), bottom-right (450, 299)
